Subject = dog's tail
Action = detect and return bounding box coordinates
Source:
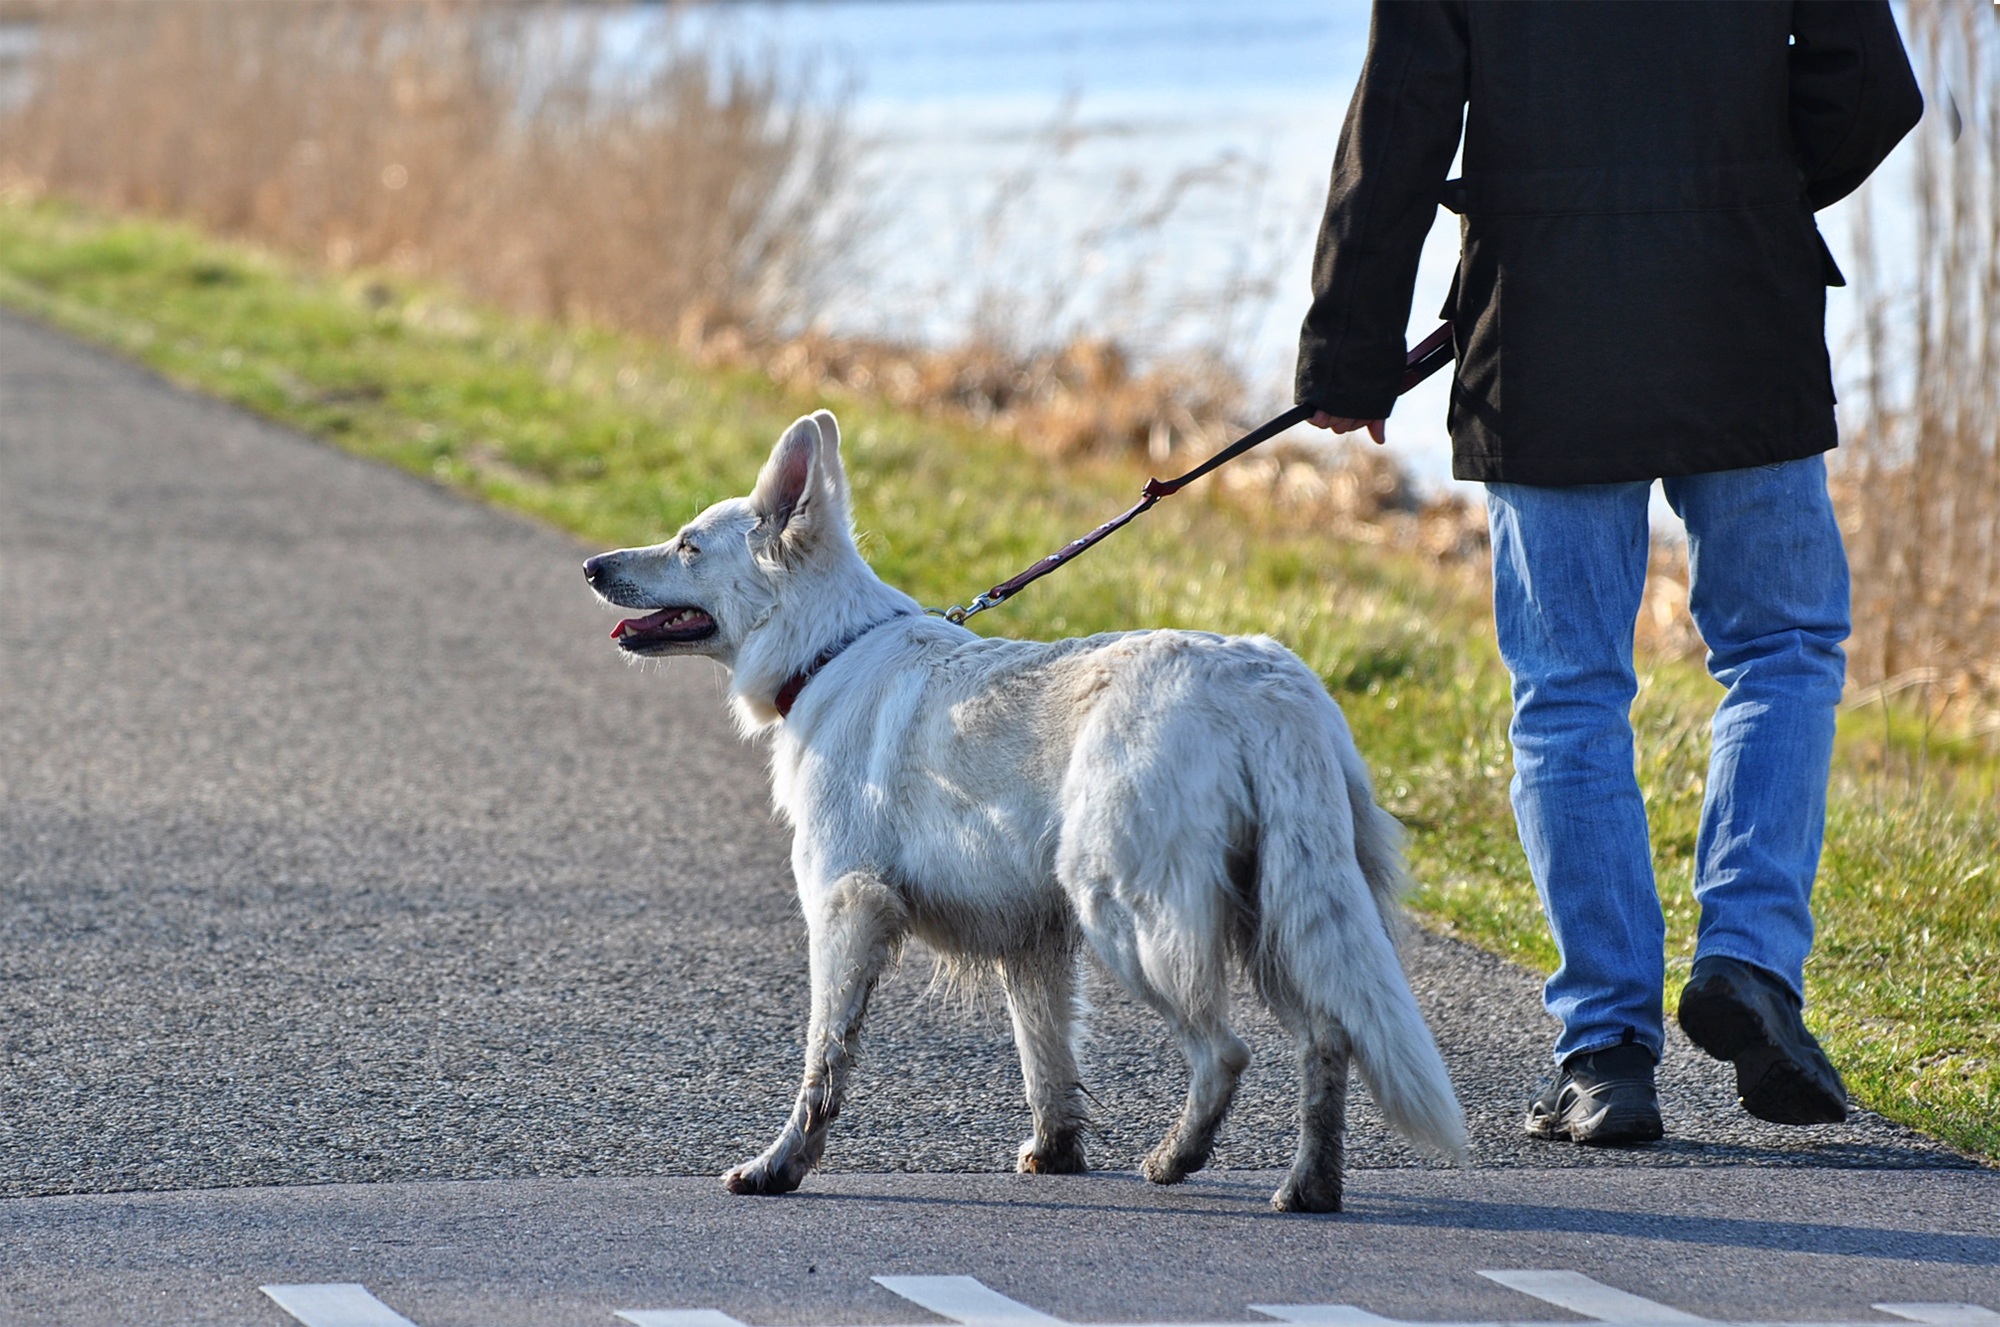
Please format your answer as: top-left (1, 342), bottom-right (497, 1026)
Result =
top-left (1253, 697), bottom-right (1468, 1164)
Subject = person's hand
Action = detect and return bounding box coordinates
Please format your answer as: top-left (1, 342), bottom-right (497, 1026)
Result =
top-left (1308, 412), bottom-right (1387, 445)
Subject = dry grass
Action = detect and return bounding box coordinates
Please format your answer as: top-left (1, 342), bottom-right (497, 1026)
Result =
top-left (0, 0), bottom-right (1491, 548)
top-left (733, 327), bottom-right (1246, 464)
top-left (0, 0), bottom-right (1293, 477)
top-left (0, 1), bottom-right (853, 342)
top-left (1840, 0), bottom-right (2000, 735)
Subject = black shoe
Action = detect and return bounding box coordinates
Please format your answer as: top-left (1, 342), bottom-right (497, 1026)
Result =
top-left (1523, 1043), bottom-right (1665, 1146)
top-left (1677, 955), bottom-right (1847, 1125)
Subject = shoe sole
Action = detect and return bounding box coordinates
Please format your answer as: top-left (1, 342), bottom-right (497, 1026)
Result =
top-left (1523, 1104), bottom-right (1664, 1146)
top-left (1679, 983), bottom-right (1847, 1126)
top-left (1522, 1110), bottom-right (1565, 1141)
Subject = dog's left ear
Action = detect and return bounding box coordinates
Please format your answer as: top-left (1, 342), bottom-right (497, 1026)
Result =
top-left (750, 413), bottom-right (846, 561)
top-left (750, 414), bottom-right (822, 532)
top-left (807, 409), bottom-right (850, 513)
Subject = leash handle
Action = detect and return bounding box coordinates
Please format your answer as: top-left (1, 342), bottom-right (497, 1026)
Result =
top-left (938, 323), bottom-right (1455, 625)
top-left (1401, 320), bottom-right (1455, 393)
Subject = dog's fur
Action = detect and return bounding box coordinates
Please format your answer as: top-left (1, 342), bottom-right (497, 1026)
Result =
top-left (585, 411), bottom-right (1466, 1212)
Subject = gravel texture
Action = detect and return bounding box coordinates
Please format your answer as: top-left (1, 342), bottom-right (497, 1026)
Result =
top-left (0, 311), bottom-right (1973, 1202)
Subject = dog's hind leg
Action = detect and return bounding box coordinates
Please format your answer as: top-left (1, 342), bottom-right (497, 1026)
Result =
top-left (1273, 1023), bottom-right (1352, 1214)
top-left (1075, 888), bottom-right (1248, 1186)
top-left (1140, 983), bottom-right (1250, 1186)
top-left (1250, 964), bottom-right (1352, 1213)
top-left (723, 871), bottom-right (904, 1197)
top-left (1000, 941), bottom-right (1088, 1174)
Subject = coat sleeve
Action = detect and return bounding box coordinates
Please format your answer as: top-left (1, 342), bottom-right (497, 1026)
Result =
top-left (1295, 0), bottom-right (1467, 421)
top-left (1789, 0), bottom-right (1924, 211)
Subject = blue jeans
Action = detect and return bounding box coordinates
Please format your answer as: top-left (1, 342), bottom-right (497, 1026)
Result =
top-left (1485, 457), bottom-right (1850, 1065)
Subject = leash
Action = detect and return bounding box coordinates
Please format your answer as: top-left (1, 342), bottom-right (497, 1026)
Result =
top-left (934, 322), bottom-right (1456, 625)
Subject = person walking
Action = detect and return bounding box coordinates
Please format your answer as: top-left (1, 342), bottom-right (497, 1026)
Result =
top-left (1296, 2), bottom-right (1922, 1144)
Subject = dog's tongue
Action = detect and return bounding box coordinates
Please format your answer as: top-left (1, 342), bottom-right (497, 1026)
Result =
top-left (611, 608), bottom-right (677, 640)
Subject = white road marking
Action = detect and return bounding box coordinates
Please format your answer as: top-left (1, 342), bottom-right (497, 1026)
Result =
top-left (874, 1276), bottom-right (1069, 1327)
top-left (1479, 1270), bottom-right (1714, 1324)
top-left (1250, 1306), bottom-right (1400, 1326)
top-left (260, 1284), bottom-right (420, 1327)
top-left (264, 1272), bottom-right (2000, 1327)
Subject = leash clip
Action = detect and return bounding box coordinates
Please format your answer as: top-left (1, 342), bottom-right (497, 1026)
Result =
top-left (931, 591), bottom-right (999, 625)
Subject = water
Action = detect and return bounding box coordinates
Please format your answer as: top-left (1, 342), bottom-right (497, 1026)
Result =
top-left (674, 1), bottom-right (1913, 497)
top-left (661, 0), bottom-right (1468, 480)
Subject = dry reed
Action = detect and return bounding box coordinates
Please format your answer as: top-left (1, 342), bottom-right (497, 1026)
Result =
top-left (1839, 0), bottom-right (2000, 728)
top-left (0, 1), bottom-right (853, 341)
top-left (0, 0), bottom-right (1468, 551)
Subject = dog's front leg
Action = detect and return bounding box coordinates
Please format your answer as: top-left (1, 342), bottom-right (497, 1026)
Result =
top-left (1000, 944), bottom-right (1088, 1174)
top-left (723, 871), bottom-right (904, 1196)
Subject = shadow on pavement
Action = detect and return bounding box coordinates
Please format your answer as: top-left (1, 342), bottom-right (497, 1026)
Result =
top-left (793, 1170), bottom-right (1999, 1266)
top-left (1348, 1190), bottom-right (2000, 1266)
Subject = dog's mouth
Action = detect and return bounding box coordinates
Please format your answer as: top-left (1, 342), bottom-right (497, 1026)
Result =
top-left (611, 606), bottom-right (717, 654)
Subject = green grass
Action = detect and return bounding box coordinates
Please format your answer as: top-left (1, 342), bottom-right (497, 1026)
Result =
top-left (2, 196), bottom-right (1993, 1160)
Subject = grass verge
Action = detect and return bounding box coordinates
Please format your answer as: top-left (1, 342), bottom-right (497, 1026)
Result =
top-left (2, 197), bottom-right (1993, 1160)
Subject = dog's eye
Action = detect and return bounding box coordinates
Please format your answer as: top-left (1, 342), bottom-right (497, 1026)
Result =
top-left (679, 540), bottom-right (700, 560)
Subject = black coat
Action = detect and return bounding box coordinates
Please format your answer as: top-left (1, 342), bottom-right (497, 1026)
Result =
top-left (1295, 1), bottom-right (1923, 486)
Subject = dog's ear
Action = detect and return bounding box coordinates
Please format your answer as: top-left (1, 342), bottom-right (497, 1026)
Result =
top-left (808, 409), bottom-right (850, 512)
top-left (750, 414), bottom-right (828, 551)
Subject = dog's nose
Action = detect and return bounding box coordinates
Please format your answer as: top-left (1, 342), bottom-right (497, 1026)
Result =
top-left (583, 554), bottom-right (608, 586)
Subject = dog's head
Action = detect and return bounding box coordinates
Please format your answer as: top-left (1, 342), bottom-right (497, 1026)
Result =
top-left (583, 409), bottom-right (856, 668)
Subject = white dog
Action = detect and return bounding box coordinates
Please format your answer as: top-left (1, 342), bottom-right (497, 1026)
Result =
top-left (584, 411), bottom-right (1466, 1212)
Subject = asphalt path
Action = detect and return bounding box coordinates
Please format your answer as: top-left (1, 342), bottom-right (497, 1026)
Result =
top-left (0, 310), bottom-right (1990, 1323)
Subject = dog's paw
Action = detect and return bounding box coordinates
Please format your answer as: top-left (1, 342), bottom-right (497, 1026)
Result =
top-left (1269, 1172), bottom-right (1342, 1214)
top-left (1017, 1135), bottom-right (1087, 1175)
top-left (722, 1156), bottom-right (807, 1196)
top-left (1140, 1145), bottom-right (1197, 1186)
